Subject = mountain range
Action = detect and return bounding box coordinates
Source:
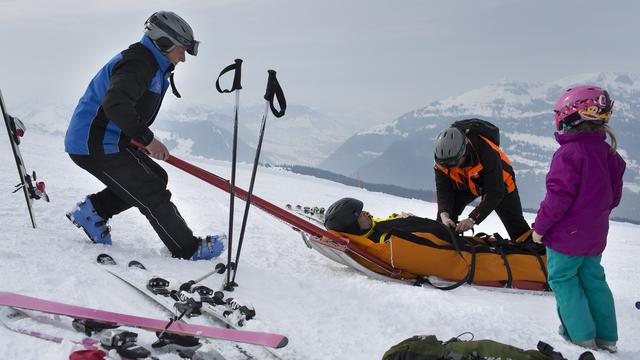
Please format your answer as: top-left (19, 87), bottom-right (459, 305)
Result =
top-left (154, 103), bottom-right (368, 166)
top-left (13, 101), bottom-right (365, 167)
top-left (9, 72), bottom-right (639, 221)
top-left (319, 72), bottom-right (640, 221)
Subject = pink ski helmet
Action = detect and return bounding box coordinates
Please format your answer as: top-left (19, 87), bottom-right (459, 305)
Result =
top-left (554, 84), bottom-right (614, 131)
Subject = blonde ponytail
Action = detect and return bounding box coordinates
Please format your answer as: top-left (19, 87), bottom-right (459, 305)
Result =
top-left (570, 122), bottom-right (618, 151)
top-left (603, 124), bottom-right (618, 151)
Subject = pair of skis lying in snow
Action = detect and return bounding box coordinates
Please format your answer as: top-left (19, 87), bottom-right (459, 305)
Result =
top-left (95, 254), bottom-right (290, 359)
top-left (0, 255), bottom-right (288, 359)
top-left (97, 254), bottom-right (256, 330)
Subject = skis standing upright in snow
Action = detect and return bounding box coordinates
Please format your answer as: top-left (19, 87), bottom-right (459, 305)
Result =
top-left (1, 88), bottom-right (49, 228)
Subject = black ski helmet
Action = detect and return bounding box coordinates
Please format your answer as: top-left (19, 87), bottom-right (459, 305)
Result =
top-left (324, 198), bottom-right (364, 234)
top-left (144, 11), bottom-right (199, 56)
top-left (434, 127), bottom-right (466, 167)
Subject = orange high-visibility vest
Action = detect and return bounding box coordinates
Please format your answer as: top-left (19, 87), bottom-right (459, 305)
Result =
top-left (435, 135), bottom-right (515, 196)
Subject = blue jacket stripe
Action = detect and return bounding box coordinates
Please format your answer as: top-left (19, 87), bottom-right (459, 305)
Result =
top-left (103, 120), bottom-right (122, 154)
top-left (64, 53), bottom-right (123, 155)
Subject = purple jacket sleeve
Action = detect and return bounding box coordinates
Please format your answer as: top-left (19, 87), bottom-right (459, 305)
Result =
top-left (610, 151), bottom-right (626, 210)
top-left (533, 149), bottom-right (582, 235)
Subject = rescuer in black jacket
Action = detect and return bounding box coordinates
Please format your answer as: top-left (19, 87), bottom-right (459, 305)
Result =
top-left (433, 127), bottom-right (530, 241)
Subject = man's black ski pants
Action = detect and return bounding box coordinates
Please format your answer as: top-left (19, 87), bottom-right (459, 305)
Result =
top-left (70, 148), bottom-right (198, 259)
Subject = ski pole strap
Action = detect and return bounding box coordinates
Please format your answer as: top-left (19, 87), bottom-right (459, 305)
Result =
top-left (263, 69), bottom-right (286, 118)
top-left (170, 72), bottom-right (181, 98)
top-left (216, 59), bottom-right (243, 93)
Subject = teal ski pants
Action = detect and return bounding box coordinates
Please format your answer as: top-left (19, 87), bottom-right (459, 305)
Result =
top-left (546, 247), bottom-right (617, 342)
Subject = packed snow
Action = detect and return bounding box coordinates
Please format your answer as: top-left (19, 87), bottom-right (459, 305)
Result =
top-left (1, 127), bottom-right (639, 359)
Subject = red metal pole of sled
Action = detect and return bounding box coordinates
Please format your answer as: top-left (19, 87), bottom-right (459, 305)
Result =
top-left (130, 141), bottom-right (400, 276)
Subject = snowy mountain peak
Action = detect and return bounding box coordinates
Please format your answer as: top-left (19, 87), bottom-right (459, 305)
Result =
top-left (321, 72), bottom-right (640, 222)
top-left (357, 72), bottom-right (640, 138)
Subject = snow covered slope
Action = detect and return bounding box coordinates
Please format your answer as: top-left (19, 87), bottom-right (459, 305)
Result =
top-left (1, 126), bottom-right (639, 359)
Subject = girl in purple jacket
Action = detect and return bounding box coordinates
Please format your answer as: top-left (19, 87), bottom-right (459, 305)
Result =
top-left (532, 85), bottom-right (626, 352)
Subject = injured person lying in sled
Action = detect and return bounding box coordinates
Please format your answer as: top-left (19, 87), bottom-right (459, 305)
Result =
top-left (320, 197), bottom-right (548, 290)
top-left (323, 197), bottom-right (463, 243)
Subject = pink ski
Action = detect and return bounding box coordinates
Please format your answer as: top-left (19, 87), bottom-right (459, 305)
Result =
top-left (0, 291), bottom-right (288, 349)
top-left (0, 307), bottom-right (99, 348)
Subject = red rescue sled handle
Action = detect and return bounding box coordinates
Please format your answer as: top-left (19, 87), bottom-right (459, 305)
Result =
top-left (130, 141), bottom-right (400, 276)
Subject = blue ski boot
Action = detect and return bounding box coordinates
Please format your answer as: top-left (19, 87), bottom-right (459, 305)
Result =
top-left (191, 234), bottom-right (226, 261)
top-left (66, 197), bottom-right (112, 245)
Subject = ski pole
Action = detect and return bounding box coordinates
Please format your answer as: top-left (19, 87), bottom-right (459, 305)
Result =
top-left (226, 70), bottom-right (286, 290)
top-left (178, 263), bottom-right (226, 292)
top-left (157, 297), bottom-right (200, 341)
top-left (215, 59), bottom-right (243, 287)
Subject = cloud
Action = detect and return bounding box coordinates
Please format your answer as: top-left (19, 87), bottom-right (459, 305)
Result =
top-left (2, 0), bottom-right (640, 126)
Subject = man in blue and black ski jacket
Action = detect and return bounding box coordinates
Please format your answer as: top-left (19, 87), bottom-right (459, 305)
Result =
top-left (64, 34), bottom-right (165, 156)
top-left (64, 12), bottom-right (223, 261)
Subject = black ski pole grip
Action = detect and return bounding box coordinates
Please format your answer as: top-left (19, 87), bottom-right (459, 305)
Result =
top-left (216, 59), bottom-right (243, 93)
top-left (263, 69), bottom-right (286, 118)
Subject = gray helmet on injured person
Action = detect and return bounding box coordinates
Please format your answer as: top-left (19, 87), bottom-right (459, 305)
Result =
top-left (324, 198), bottom-right (364, 234)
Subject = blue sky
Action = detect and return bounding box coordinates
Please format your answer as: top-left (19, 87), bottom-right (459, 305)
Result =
top-left (1, 0), bottom-right (639, 125)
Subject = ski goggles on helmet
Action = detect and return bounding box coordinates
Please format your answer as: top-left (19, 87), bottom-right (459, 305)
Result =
top-left (149, 16), bottom-right (199, 56)
top-left (184, 40), bottom-right (199, 56)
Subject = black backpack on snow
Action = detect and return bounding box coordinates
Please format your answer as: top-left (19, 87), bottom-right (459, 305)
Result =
top-left (452, 118), bottom-right (500, 146)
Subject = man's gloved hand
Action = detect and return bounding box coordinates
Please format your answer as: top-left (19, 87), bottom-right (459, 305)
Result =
top-left (455, 217), bottom-right (475, 233)
top-left (532, 230), bottom-right (544, 244)
top-left (145, 138), bottom-right (170, 161)
top-left (440, 212), bottom-right (457, 228)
